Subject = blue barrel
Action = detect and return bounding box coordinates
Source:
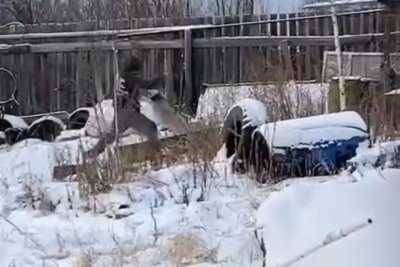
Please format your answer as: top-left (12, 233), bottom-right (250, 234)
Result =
top-left (250, 111), bottom-right (369, 182)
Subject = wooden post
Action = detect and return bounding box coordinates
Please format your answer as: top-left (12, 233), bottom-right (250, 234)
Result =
top-left (165, 49), bottom-right (175, 105)
top-left (184, 29), bottom-right (193, 114)
top-left (281, 40), bottom-right (295, 80)
top-left (305, 17), bottom-right (312, 80)
top-left (330, 0), bottom-right (346, 111)
top-left (382, 8), bottom-right (392, 94)
top-left (75, 52), bottom-right (81, 109)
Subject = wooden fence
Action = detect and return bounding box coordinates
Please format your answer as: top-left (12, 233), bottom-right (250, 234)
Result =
top-left (1, 8), bottom-right (400, 115)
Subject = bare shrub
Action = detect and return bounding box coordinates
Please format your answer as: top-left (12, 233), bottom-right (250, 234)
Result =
top-left (77, 147), bottom-right (119, 198)
top-left (76, 74), bottom-right (123, 198)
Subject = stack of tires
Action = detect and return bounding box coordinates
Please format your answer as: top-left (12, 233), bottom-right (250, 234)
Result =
top-left (0, 114), bottom-right (66, 145)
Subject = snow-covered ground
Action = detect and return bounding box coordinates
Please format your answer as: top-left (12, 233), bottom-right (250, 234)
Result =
top-left (0, 136), bottom-right (400, 267)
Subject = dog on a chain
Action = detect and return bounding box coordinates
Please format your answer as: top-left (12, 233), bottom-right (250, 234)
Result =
top-left (84, 55), bottom-right (189, 159)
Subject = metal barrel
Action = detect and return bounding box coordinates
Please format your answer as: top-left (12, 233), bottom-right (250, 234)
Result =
top-left (250, 111), bottom-right (369, 182)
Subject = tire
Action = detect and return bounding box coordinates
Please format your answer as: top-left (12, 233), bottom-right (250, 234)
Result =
top-left (4, 127), bottom-right (24, 145)
top-left (222, 99), bottom-right (267, 173)
top-left (67, 108), bottom-right (91, 130)
top-left (27, 117), bottom-right (65, 142)
top-left (0, 131), bottom-right (5, 146)
top-left (249, 130), bottom-right (271, 183)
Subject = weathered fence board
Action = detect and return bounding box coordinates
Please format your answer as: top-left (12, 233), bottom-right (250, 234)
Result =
top-left (0, 9), bottom-right (397, 115)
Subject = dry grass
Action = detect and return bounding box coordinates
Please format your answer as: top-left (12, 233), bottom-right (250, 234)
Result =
top-left (78, 253), bottom-right (97, 267)
top-left (77, 147), bottom-right (119, 198)
top-left (168, 232), bottom-right (217, 267)
top-left (111, 246), bottom-right (139, 266)
top-left (75, 120), bottom-right (223, 200)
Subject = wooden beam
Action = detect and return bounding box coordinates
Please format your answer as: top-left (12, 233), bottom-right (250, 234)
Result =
top-left (0, 40), bottom-right (183, 53)
top-left (0, 25), bottom-right (214, 42)
top-left (184, 29), bottom-right (193, 113)
top-left (194, 32), bottom-right (400, 48)
top-left (1, 32), bottom-right (400, 54)
top-left (195, 36), bottom-right (335, 47)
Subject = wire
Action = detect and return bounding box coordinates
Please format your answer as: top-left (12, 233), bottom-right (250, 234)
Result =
top-left (0, 67), bottom-right (19, 106)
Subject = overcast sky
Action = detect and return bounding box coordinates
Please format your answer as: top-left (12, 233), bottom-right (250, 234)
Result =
top-left (266, 0), bottom-right (304, 12)
top-left (199, 0), bottom-right (305, 15)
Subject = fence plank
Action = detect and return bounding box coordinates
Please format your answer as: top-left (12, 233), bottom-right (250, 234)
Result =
top-left (1, 10), bottom-right (396, 115)
top-left (184, 29), bottom-right (193, 113)
top-left (305, 17), bottom-right (312, 80)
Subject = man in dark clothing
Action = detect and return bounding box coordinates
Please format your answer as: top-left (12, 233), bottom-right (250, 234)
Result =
top-left (84, 55), bottom-right (165, 159)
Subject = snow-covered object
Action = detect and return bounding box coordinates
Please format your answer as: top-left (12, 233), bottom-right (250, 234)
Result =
top-left (225, 98), bottom-right (268, 129)
top-left (195, 82), bottom-right (329, 124)
top-left (222, 98), bottom-right (268, 173)
top-left (251, 111), bottom-right (369, 177)
top-left (255, 111), bottom-right (368, 150)
top-left (68, 107), bottom-right (92, 119)
top-left (256, 167), bottom-right (400, 267)
top-left (56, 129), bottom-right (86, 141)
top-left (84, 99), bottom-right (115, 137)
top-left (350, 140), bottom-right (400, 169)
top-left (67, 107), bottom-right (92, 130)
top-left (24, 115), bottom-right (66, 142)
top-left (0, 114), bottom-right (28, 129)
top-left (28, 115), bottom-right (65, 132)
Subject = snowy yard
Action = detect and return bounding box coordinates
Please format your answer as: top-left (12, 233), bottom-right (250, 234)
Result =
top-left (0, 137), bottom-right (400, 267)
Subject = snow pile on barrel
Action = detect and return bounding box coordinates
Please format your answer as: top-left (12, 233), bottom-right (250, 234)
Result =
top-left (255, 111), bottom-right (368, 150)
top-left (225, 98), bottom-right (268, 128)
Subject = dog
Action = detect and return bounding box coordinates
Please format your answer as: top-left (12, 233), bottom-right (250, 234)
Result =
top-left (84, 55), bottom-right (188, 159)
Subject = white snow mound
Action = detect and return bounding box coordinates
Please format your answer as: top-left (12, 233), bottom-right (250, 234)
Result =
top-left (256, 168), bottom-right (400, 267)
